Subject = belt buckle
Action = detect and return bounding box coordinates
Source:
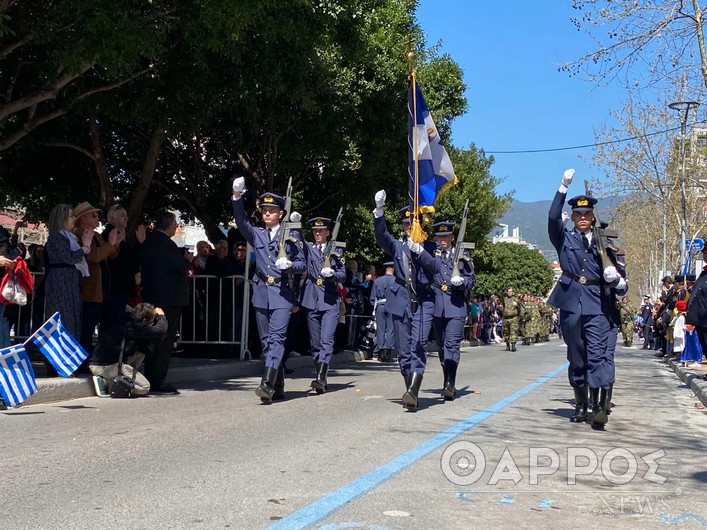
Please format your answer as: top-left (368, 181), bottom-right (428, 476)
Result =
top-left (316, 278), bottom-right (324, 286)
top-left (578, 275), bottom-right (587, 284)
top-left (267, 276), bottom-right (275, 284)
top-left (441, 284), bottom-right (448, 292)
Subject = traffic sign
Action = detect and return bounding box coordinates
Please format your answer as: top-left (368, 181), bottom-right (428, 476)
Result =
top-left (686, 238), bottom-right (704, 251)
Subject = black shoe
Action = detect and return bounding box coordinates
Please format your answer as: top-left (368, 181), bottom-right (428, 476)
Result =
top-left (272, 366), bottom-right (286, 401)
top-left (311, 362), bottom-right (329, 394)
top-left (150, 383), bottom-right (180, 395)
top-left (570, 386), bottom-right (589, 423)
top-left (590, 387), bottom-right (609, 427)
top-left (511, 343), bottom-right (517, 352)
top-left (442, 363), bottom-right (457, 401)
top-left (605, 383), bottom-right (613, 415)
top-left (505, 343), bottom-right (510, 351)
top-left (402, 372), bottom-right (423, 411)
top-left (256, 367), bottom-right (279, 403)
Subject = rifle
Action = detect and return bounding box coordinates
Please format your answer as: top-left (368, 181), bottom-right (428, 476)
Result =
top-left (584, 181), bottom-right (624, 296)
top-left (451, 199), bottom-right (476, 278)
top-left (277, 177), bottom-right (301, 261)
top-left (322, 207), bottom-right (347, 269)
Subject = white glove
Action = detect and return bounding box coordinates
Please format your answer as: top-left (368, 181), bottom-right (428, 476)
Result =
top-left (451, 275), bottom-right (464, 287)
top-left (275, 257), bottom-right (292, 270)
top-left (232, 177), bottom-right (246, 193)
top-left (603, 265), bottom-right (621, 283)
top-left (561, 169), bottom-right (575, 188)
top-left (561, 211), bottom-right (570, 225)
top-left (289, 211), bottom-right (302, 222)
top-left (321, 267), bottom-right (334, 278)
top-left (374, 189), bottom-right (387, 208)
top-left (406, 239), bottom-right (423, 254)
top-left (615, 277), bottom-right (627, 291)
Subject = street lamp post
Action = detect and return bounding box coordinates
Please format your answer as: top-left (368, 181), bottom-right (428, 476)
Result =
top-left (669, 100), bottom-right (700, 274)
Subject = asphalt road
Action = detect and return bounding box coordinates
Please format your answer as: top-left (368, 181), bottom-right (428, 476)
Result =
top-left (2, 339), bottom-right (707, 530)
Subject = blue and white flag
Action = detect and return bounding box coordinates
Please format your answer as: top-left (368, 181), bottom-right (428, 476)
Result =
top-left (27, 312), bottom-right (89, 377)
top-left (408, 75), bottom-right (456, 215)
top-left (0, 344), bottom-right (38, 407)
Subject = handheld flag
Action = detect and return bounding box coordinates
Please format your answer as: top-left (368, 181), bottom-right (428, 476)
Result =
top-left (0, 344), bottom-right (38, 407)
top-left (408, 71), bottom-right (456, 242)
top-left (26, 312), bottom-right (89, 377)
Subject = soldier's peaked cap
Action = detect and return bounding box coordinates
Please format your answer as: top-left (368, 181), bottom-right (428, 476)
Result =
top-left (383, 260), bottom-right (395, 267)
top-left (568, 195), bottom-right (597, 212)
top-left (433, 221), bottom-right (454, 236)
top-left (308, 217), bottom-right (332, 229)
top-left (259, 192), bottom-right (285, 209)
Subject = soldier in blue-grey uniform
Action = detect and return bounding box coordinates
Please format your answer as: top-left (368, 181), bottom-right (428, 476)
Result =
top-left (370, 261), bottom-right (396, 362)
top-left (231, 177), bottom-right (306, 403)
top-left (372, 189), bottom-right (438, 411)
top-left (429, 221), bottom-right (476, 401)
top-left (291, 214), bottom-right (346, 394)
top-left (547, 168), bottom-right (627, 429)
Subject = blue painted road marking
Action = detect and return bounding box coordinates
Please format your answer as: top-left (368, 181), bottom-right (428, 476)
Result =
top-left (266, 362), bottom-right (568, 530)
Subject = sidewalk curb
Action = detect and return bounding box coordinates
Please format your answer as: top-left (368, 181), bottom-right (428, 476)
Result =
top-left (668, 359), bottom-right (707, 407)
top-left (17, 351), bottom-right (359, 407)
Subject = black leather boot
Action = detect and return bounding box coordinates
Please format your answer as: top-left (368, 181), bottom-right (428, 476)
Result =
top-left (402, 372), bottom-right (423, 411)
top-left (442, 363), bottom-right (457, 401)
top-left (511, 343), bottom-right (517, 352)
top-left (505, 343), bottom-right (511, 351)
top-left (272, 365), bottom-right (286, 401)
top-left (570, 386), bottom-right (589, 423)
top-left (311, 362), bottom-right (329, 394)
top-left (591, 387), bottom-right (609, 427)
top-left (256, 366), bottom-right (279, 403)
top-left (626, 341), bottom-right (632, 347)
top-left (605, 383), bottom-right (613, 415)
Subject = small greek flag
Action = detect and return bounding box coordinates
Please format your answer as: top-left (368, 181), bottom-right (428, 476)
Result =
top-left (28, 312), bottom-right (89, 377)
top-left (0, 344), bottom-right (38, 407)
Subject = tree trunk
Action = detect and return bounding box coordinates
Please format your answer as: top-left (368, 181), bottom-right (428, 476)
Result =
top-left (87, 105), bottom-right (113, 208)
top-left (128, 125), bottom-right (166, 232)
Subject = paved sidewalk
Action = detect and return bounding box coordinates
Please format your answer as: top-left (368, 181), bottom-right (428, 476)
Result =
top-left (666, 357), bottom-right (707, 408)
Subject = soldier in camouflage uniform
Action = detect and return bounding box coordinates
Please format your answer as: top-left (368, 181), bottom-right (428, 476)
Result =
top-left (527, 296), bottom-right (541, 344)
top-left (618, 296), bottom-right (635, 347)
top-left (519, 294), bottom-right (532, 346)
top-left (538, 298), bottom-right (553, 342)
top-left (502, 287), bottom-right (520, 351)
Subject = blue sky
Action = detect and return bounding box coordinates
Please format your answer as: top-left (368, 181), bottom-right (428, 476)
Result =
top-left (416, 1), bottom-right (625, 202)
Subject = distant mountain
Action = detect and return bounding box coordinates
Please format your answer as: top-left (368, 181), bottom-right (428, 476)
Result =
top-left (494, 196), bottom-right (621, 262)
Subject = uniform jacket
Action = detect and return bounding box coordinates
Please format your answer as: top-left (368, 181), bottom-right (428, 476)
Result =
top-left (547, 190), bottom-right (627, 315)
top-left (373, 215), bottom-right (438, 318)
top-left (232, 198), bottom-right (305, 310)
top-left (140, 230), bottom-right (191, 307)
top-left (687, 268), bottom-right (707, 326)
top-left (370, 274), bottom-right (396, 309)
top-left (430, 247), bottom-right (475, 318)
top-left (299, 238), bottom-right (346, 311)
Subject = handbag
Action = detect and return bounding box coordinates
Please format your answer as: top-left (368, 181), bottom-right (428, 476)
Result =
top-left (109, 329), bottom-right (139, 399)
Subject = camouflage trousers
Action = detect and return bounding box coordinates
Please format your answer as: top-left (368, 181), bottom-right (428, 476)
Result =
top-left (503, 316), bottom-right (519, 344)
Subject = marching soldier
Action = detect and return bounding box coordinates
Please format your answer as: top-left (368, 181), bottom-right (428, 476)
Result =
top-left (547, 169), bottom-right (627, 429)
top-left (370, 261), bottom-right (396, 362)
top-left (231, 178), bottom-right (306, 403)
top-left (372, 190), bottom-right (438, 411)
top-left (518, 294), bottom-right (532, 346)
top-left (293, 215), bottom-right (346, 394)
top-left (502, 287), bottom-right (520, 351)
top-left (429, 221), bottom-right (475, 400)
top-left (618, 296), bottom-right (635, 347)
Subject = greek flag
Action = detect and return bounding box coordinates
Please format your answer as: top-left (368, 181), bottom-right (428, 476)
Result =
top-left (28, 312), bottom-right (89, 377)
top-left (408, 76), bottom-right (456, 214)
top-left (0, 344), bottom-right (38, 407)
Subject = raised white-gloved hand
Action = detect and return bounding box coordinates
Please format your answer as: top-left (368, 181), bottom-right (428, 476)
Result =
top-left (603, 265), bottom-right (621, 283)
top-left (615, 277), bottom-right (627, 291)
top-left (406, 239), bottom-right (423, 254)
top-left (561, 169), bottom-right (575, 188)
top-left (275, 257), bottom-right (292, 270)
top-left (561, 211), bottom-right (570, 225)
top-left (451, 275), bottom-right (464, 287)
top-left (289, 211), bottom-right (302, 222)
top-left (374, 189), bottom-right (387, 208)
top-left (232, 177), bottom-right (246, 193)
top-left (320, 267), bottom-right (334, 278)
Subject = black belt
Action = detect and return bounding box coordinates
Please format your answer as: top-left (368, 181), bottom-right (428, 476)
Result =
top-left (394, 278), bottom-right (430, 290)
top-left (47, 263), bottom-right (75, 269)
top-left (562, 272), bottom-right (602, 286)
top-left (307, 274), bottom-right (327, 286)
top-left (256, 270), bottom-right (282, 284)
top-left (434, 282), bottom-right (453, 292)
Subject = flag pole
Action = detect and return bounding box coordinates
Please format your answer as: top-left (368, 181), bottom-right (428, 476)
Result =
top-left (407, 48), bottom-right (424, 243)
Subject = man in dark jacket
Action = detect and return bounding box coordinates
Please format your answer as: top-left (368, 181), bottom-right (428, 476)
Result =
top-left (687, 247), bottom-right (707, 357)
top-left (89, 303), bottom-right (168, 396)
top-left (140, 212), bottom-right (193, 394)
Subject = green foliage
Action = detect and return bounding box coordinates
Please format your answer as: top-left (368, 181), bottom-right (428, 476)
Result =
top-left (472, 242), bottom-right (554, 297)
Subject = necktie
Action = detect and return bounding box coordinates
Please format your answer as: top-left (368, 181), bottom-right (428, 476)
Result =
top-left (581, 232), bottom-right (589, 251)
